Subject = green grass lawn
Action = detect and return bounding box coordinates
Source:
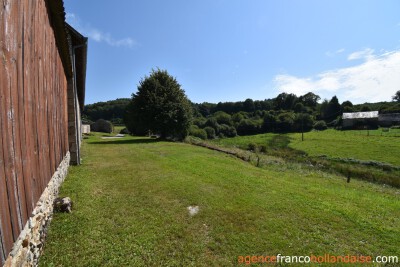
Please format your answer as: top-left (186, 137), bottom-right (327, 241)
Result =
top-left (212, 129), bottom-right (400, 166)
top-left (40, 134), bottom-right (400, 266)
top-left (289, 129), bottom-right (400, 166)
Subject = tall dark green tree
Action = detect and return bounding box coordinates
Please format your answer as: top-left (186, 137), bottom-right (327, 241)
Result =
top-left (273, 93), bottom-right (298, 110)
top-left (324, 95), bottom-right (342, 122)
top-left (299, 92), bottom-right (320, 109)
top-left (125, 69), bottom-right (192, 140)
top-left (393, 90), bottom-right (400, 102)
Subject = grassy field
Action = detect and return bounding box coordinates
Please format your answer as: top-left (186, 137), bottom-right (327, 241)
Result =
top-left (212, 129), bottom-right (400, 166)
top-left (289, 129), bottom-right (400, 166)
top-left (211, 129), bottom-right (400, 187)
top-left (40, 133), bottom-right (400, 266)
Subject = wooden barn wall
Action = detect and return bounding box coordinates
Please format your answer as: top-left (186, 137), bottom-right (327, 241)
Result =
top-left (0, 0), bottom-right (69, 262)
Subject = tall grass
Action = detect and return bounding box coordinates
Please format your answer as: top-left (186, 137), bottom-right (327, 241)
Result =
top-left (210, 129), bottom-right (400, 188)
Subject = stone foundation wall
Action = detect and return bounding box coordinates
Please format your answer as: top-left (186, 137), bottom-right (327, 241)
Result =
top-left (4, 152), bottom-right (70, 267)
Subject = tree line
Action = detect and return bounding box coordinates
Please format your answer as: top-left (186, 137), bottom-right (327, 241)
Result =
top-left (83, 69), bottom-right (400, 139)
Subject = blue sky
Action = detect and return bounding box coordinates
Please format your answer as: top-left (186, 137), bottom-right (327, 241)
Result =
top-left (64, 0), bottom-right (400, 105)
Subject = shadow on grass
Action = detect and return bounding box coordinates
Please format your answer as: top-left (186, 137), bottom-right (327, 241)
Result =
top-left (89, 138), bottom-right (161, 145)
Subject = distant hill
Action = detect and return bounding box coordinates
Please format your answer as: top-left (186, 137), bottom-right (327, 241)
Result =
top-left (83, 98), bottom-right (130, 124)
top-left (82, 95), bottom-right (399, 126)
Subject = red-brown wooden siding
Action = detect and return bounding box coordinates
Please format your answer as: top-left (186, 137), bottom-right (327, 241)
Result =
top-left (0, 0), bottom-right (69, 262)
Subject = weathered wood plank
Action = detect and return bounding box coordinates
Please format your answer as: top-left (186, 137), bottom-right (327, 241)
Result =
top-left (1, 0), bottom-right (71, 261)
top-left (1, 0), bottom-right (24, 240)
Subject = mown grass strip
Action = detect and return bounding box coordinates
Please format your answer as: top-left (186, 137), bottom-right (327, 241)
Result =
top-left (40, 134), bottom-right (400, 266)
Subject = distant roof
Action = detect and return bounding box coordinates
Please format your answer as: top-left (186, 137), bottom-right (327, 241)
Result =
top-left (342, 111), bottom-right (379, 119)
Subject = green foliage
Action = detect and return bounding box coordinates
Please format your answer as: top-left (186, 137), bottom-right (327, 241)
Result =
top-left (204, 117), bottom-right (220, 133)
top-left (294, 113), bottom-right (314, 132)
top-left (41, 134), bottom-right (400, 265)
top-left (232, 112), bottom-right (245, 124)
top-left (193, 117), bottom-right (207, 128)
top-left (276, 112), bottom-right (295, 132)
top-left (83, 98), bottom-right (130, 121)
top-left (341, 100), bottom-right (354, 112)
top-left (91, 119), bottom-right (113, 133)
top-left (324, 96), bottom-right (342, 122)
top-left (243, 98), bottom-right (255, 112)
top-left (262, 112), bottom-right (276, 132)
top-left (212, 111), bottom-right (233, 126)
top-left (360, 105), bottom-right (371, 111)
top-left (211, 129), bottom-right (400, 187)
top-left (247, 143), bottom-right (257, 151)
top-left (299, 92), bottom-right (320, 109)
top-left (313, 120), bottom-right (328, 130)
top-left (203, 126), bottom-right (216, 139)
top-left (82, 116), bottom-right (93, 125)
top-left (293, 102), bottom-right (305, 113)
top-left (393, 90), bottom-right (400, 102)
top-left (119, 128), bottom-right (130, 134)
top-left (218, 124), bottom-right (237, 137)
top-left (380, 103), bottom-right (400, 114)
top-left (273, 92), bottom-right (298, 110)
top-left (189, 125), bottom-right (207, 140)
top-left (237, 119), bottom-right (260, 135)
top-left (125, 69), bottom-right (192, 140)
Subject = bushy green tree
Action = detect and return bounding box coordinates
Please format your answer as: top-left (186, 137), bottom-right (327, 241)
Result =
top-left (91, 119), bottom-right (113, 133)
top-left (237, 119), bottom-right (260, 135)
top-left (203, 126), bottom-right (216, 139)
top-left (294, 113), bottom-right (314, 132)
top-left (262, 112), bottom-right (276, 132)
top-left (393, 90), bottom-right (400, 102)
top-left (125, 69), bottom-right (192, 139)
top-left (313, 120), bottom-right (327, 130)
top-left (218, 124), bottom-right (237, 137)
top-left (299, 92), bottom-right (320, 109)
top-left (213, 111), bottom-right (233, 126)
top-left (341, 100), bottom-right (354, 112)
top-left (360, 105), bottom-right (372, 112)
top-left (189, 125), bottom-right (207, 140)
top-left (323, 96), bottom-right (342, 122)
top-left (275, 112), bottom-right (295, 132)
top-left (273, 93), bottom-right (298, 110)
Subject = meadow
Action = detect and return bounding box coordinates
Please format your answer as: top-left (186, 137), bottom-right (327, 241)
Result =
top-left (40, 133), bottom-right (400, 266)
top-left (210, 129), bottom-right (400, 188)
top-left (212, 129), bottom-right (400, 166)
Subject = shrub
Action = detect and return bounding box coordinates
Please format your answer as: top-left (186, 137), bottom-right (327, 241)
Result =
top-left (219, 124), bottom-right (237, 137)
top-left (313, 120), bottom-right (327, 131)
top-left (203, 126), bottom-right (216, 139)
top-left (120, 128), bottom-right (130, 134)
top-left (189, 125), bottom-right (207, 140)
top-left (247, 143), bottom-right (258, 152)
top-left (91, 119), bottom-right (113, 133)
top-left (259, 145), bottom-right (267, 153)
top-left (213, 111), bottom-right (233, 126)
top-left (262, 112), bottom-right (276, 132)
top-left (275, 112), bottom-right (295, 132)
top-left (193, 117), bottom-right (207, 128)
top-left (237, 119), bottom-right (260, 135)
top-left (294, 113), bottom-right (314, 132)
top-left (205, 117), bottom-right (221, 134)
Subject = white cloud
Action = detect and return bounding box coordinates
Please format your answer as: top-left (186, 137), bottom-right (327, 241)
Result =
top-left (347, 48), bottom-right (374, 61)
top-left (274, 49), bottom-right (400, 104)
top-left (325, 48), bottom-right (345, 57)
top-left (66, 13), bottom-right (137, 48)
